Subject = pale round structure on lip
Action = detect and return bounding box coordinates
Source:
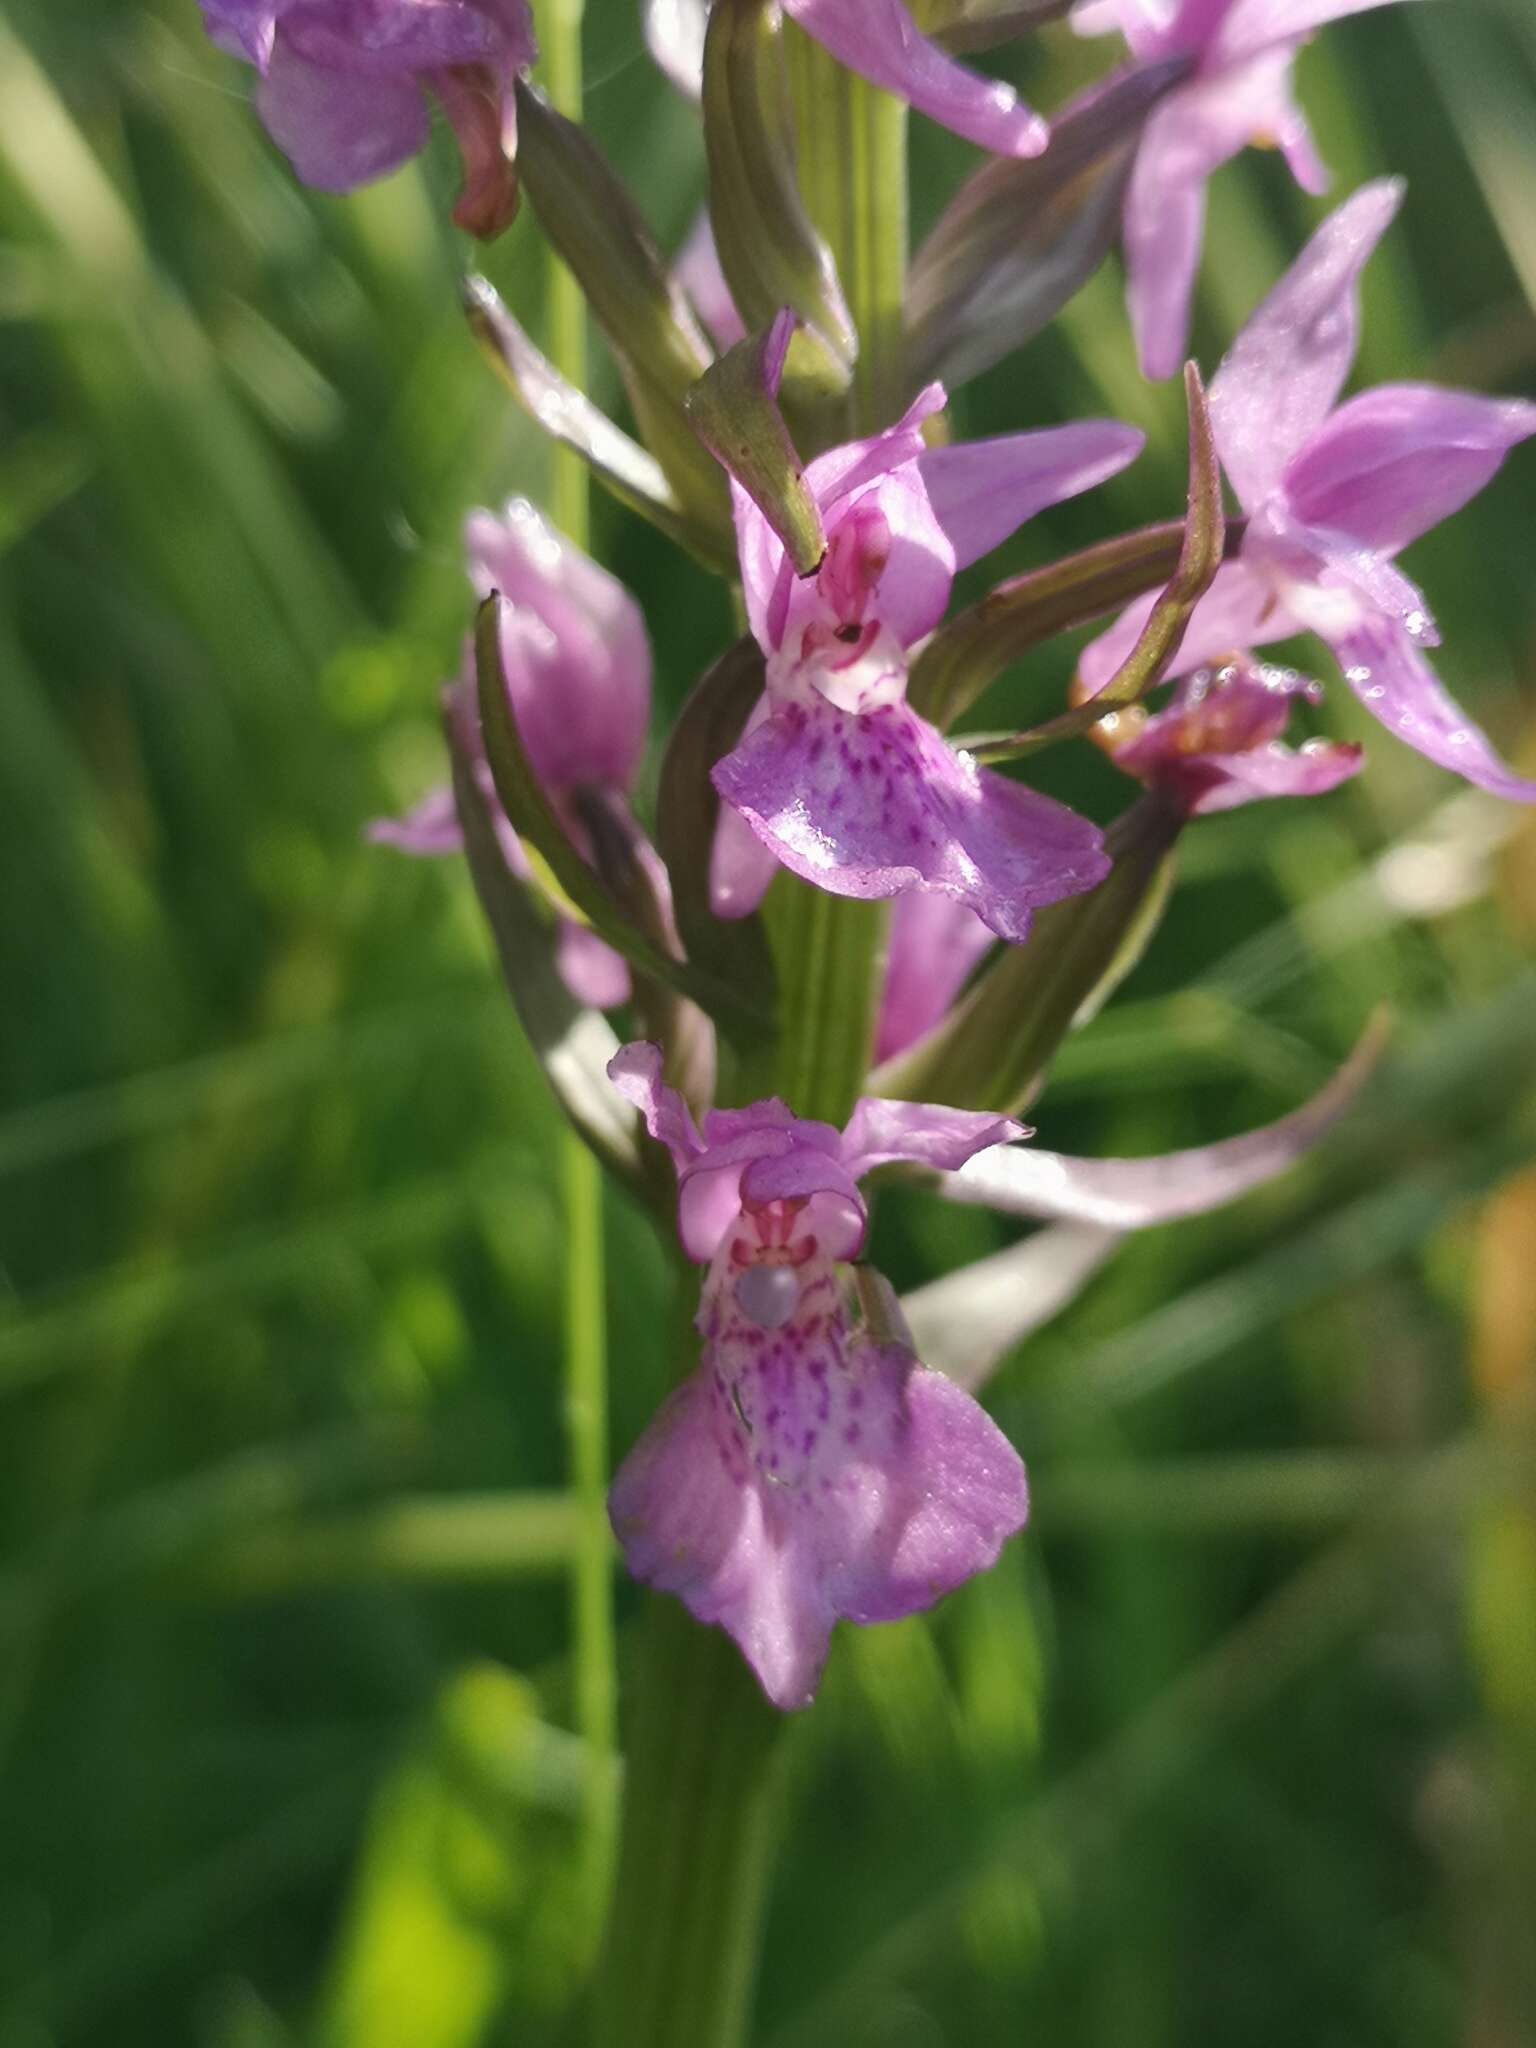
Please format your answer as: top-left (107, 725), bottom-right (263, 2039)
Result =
top-left (734, 1264), bottom-right (802, 1331)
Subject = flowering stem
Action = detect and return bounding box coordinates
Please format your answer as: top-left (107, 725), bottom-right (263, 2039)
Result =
top-left (541, 0), bottom-right (617, 1951)
top-left (595, 37), bottom-right (913, 2048)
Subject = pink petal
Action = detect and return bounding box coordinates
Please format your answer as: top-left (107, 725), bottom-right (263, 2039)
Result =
top-left (1209, 178), bottom-right (1403, 509)
top-left (709, 790), bottom-right (782, 920)
top-left (841, 1098), bottom-right (1025, 1180)
top-left (1122, 122), bottom-right (1209, 383)
top-left (465, 500), bottom-right (651, 794)
top-left (608, 1327), bottom-right (1026, 1711)
top-left (944, 1021), bottom-right (1382, 1223)
top-left (1218, 0), bottom-right (1422, 64)
top-left (713, 694), bottom-right (1110, 944)
top-left (256, 39), bottom-right (429, 190)
top-left (675, 210), bottom-right (747, 351)
top-left (916, 421), bottom-right (1145, 569)
top-left (280, 1), bottom-right (506, 74)
top-left (1332, 618), bottom-right (1536, 802)
top-left (555, 920), bottom-right (632, 1010)
top-left (1078, 558), bottom-right (1305, 694)
top-left (1176, 736), bottom-right (1362, 811)
top-left (607, 1041), bottom-right (704, 1173)
top-left (367, 782), bottom-right (463, 855)
top-left (1282, 384), bottom-right (1536, 557)
top-left (875, 892), bottom-right (994, 1063)
top-left (784, 0), bottom-right (1048, 157)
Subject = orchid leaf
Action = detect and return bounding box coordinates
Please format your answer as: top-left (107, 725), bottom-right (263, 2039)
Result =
top-left (702, 0), bottom-right (855, 394)
top-left (908, 61), bottom-right (1185, 392)
top-left (685, 313), bottom-right (827, 574)
top-left (656, 636), bottom-right (780, 1029)
top-left (971, 363), bottom-right (1226, 764)
top-left (908, 515), bottom-right (1248, 733)
top-left (444, 692), bottom-right (640, 1183)
top-left (941, 1015), bottom-right (1389, 1225)
top-left (472, 599), bottom-right (773, 1046)
top-left (462, 279), bottom-right (735, 573)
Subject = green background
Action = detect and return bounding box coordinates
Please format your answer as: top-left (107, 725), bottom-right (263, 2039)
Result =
top-left (3, 2), bottom-right (1536, 2042)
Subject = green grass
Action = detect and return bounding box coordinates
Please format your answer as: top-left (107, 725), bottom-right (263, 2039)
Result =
top-left (2, 3), bottom-right (1536, 2043)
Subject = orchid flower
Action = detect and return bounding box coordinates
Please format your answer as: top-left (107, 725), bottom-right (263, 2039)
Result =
top-left (372, 498), bottom-right (657, 1009)
top-left (710, 367), bottom-right (1145, 941)
top-left (607, 1042), bottom-right (1029, 1709)
top-left (1072, 0), bottom-right (1416, 378)
top-left (1080, 182), bottom-right (1536, 801)
top-left (1087, 655), bottom-right (1364, 814)
top-left (197, 0), bottom-right (536, 234)
top-left (643, 0), bottom-right (1048, 155)
top-left (876, 892), bottom-right (995, 1062)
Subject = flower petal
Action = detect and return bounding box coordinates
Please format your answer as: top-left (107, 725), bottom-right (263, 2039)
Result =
top-left (1281, 384), bottom-right (1536, 557)
top-left (875, 892), bottom-right (994, 1063)
top-left (676, 210), bottom-right (747, 351)
top-left (644, 0), bottom-right (708, 95)
top-left (555, 920), bottom-right (632, 1010)
top-left (367, 782), bottom-right (463, 855)
top-left (1208, 178), bottom-right (1403, 509)
top-left (279, 1), bottom-right (506, 75)
top-left (608, 1336), bottom-right (1027, 1711)
top-left (713, 694), bottom-right (1110, 943)
top-left (465, 499), bottom-right (651, 794)
top-left (256, 38), bottom-right (429, 190)
top-left (841, 1098), bottom-right (1025, 1180)
top-left (1333, 619), bottom-right (1536, 802)
top-left (709, 787), bottom-right (782, 920)
top-left (1219, 0), bottom-right (1423, 65)
top-left (916, 421), bottom-right (1145, 569)
top-left (784, 0), bottom-right (1048, 157)
top-left (607, 1040), bottom-right (704, 1172)
top-left (1121, 107), bottom-right (1218, 382)
top-left (199, 0), bottom-right (286, 67)
top-left (943, 1020), bottom-right (1384, 1222)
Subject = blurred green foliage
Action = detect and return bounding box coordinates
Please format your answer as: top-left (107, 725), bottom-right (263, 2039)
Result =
top-left (3, 2), bottom-right (1536, 2044)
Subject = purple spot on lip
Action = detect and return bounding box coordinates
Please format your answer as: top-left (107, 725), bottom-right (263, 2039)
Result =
top-left (844, 1423), bottom-right (861, 1444)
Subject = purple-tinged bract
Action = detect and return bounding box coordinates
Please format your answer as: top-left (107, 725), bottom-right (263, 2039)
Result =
top-left (606, 1043), bottom-right (1028, 1709)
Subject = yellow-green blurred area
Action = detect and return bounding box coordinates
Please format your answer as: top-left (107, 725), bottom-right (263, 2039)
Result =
top-left (4, 2), bottom-right (1536, 2043)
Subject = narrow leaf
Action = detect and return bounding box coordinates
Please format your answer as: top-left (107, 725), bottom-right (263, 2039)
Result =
top-left (445, 693), bottom-right (640, 1182)
top-left (513, 83), bottom-right (731, 525)
top-left (702, 0), bottom-right (855, 392)
top-left (685, 313), bottom-right (826, 574)
top-left (656, 635), bottom-right (780, 1018)
top-left (463, 278), bottom-right (734, 572)
top-left (971, 362), bottom-right (1225, 763)
top-left (908, 62), bottom-right (1185, 392)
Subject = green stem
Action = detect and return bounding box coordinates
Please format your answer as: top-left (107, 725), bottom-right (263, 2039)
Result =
top-left (541, 0), bottom-right (616, 1944)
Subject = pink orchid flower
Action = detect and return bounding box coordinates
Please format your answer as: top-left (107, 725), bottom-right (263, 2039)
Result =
top-left (197, 0), bottom-right (536, 234)
top-left (710, 360), bottom-right (1144, 941)
top-left (607, 1042), bottom-right (1029, 1709)
top-left (1081, 182), bottom-right (1536, 801)
top-left (372, 498), bottom-right (657, 1010)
